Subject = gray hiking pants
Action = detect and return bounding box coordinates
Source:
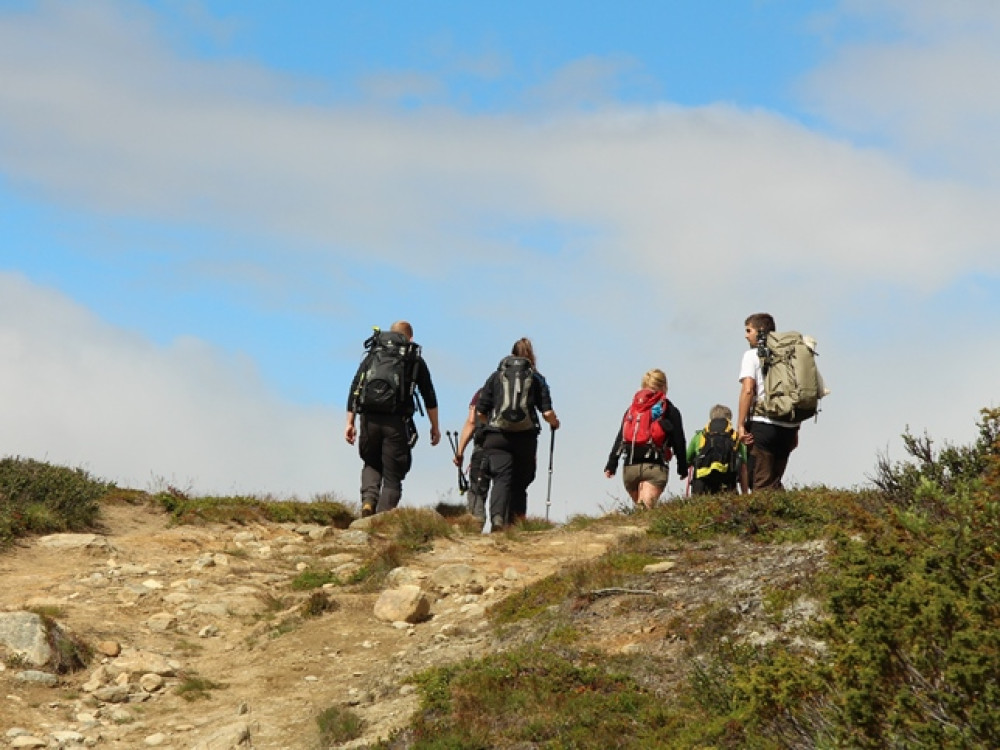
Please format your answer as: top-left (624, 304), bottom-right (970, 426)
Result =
top-left (358, 413), bottom-right (412, 513)
top-left (482, 430), bottom-right (537, 527)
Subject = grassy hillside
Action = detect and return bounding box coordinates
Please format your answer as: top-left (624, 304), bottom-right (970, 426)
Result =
top-left (379, 407), bottom-right (1000, 749)
top-left (1, 407), bottom-right (998, 749)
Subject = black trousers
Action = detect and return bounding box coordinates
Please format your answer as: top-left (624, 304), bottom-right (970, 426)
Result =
top-left (691, 473), bottom-right (738, 496)
top-left (748, 420), bottom-right (798, 491)
top-left (482, 429), bottom-right (537, 525)
top-left (358, 413), bottom-right (412, 513)
top-left (466, 444), bottom-right (491, 522)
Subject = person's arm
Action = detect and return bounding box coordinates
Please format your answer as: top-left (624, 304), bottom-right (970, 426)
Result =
top-left (737, 377), bottom-right (755, 446)
top-left (454, 404), bottom-right (478, 467)
top-left (605, 424), bottom-right (624, 477)
top-left (426, 407), bottom-right (440, 446)
top-left (415, 358), bottom-right (440, 446)
top-left (534, 373), bottom-right (559, 430)
top-left (686, 431), bottom-right (700, 466)
top-left (475, 374), bottom-right (496, 420)
top-left (345, 366), bottom-right (363, 444)
top-left (669, 406), bottom-right (688, 478)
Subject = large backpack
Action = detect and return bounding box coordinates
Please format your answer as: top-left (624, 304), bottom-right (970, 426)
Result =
top-left (694, 417), bottom-right (741, 481)
top-left (488, 356), bottom-right (537, 432)
top-left (621, 389), bottom-right (670, 460)
top-left (355, 330), bottom-right (420, 415)
top-left (754, 331), bottom-right (826, 423)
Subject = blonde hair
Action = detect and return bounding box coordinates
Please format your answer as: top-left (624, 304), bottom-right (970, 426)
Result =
top-left (641, 368), bottom-right (667, 393)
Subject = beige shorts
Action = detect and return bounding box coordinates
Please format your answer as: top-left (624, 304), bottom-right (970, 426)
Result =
top-left (622, 463), bottom-right (668, 493)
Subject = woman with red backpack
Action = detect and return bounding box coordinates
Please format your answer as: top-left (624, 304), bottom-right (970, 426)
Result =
top-left (604, 368), bottom-right (688, 510)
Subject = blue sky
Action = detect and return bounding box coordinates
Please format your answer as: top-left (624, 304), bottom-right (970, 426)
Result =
top-left (2, 0), bottom-right (999, 519)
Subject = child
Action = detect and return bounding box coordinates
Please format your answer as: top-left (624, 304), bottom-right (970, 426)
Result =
top-left (686, 404), bottom-right (748, 495)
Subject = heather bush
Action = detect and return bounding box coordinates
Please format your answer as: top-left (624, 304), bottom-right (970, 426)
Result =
top-left (0, 457), bottom-right (111, 546)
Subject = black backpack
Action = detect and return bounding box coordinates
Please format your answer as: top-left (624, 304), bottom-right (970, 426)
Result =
top-left (355, 330), bottom-right (420, 415)
top-left (488, 356), bottom-right (536, 432)
top-left (693, 417), bottom-right (740, 480)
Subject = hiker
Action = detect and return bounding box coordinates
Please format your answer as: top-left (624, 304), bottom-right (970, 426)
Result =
top-left (737, 312), bottom-right (798, 491)
top-left (453, 389), bottom-right (491, 529)
top-left (344, 320), bottom-right (440, 516)
top-left (685, 404), bottom-right (748, 495)
top-left (604, 368), bottom-right (689, 510)
top-left (475, 338), bottom-right (559, 531)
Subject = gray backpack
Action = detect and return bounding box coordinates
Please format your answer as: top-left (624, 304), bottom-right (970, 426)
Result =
top-left (488, 356), bottom-right (536, 432)
top-left (754, 331), bottom-right (827, 423)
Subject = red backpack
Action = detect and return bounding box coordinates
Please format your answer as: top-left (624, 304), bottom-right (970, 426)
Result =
top-left (621, 389), bottom-right (671, 459)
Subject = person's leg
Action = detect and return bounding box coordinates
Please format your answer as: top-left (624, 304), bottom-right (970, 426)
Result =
top-left (508, 433), bottom-right (537, 522)
top-left (749, 445), bottom-right (781, 490)
top-left (483, 432), bottom-right (513, 530)
top-left (376, 416), bottom-right (412, 513)
top-left (749, 422), bottom-right (795, 491)
top-left (636, 463), bottom-right (667, 508)
top-left (357, 417), bottom-right (382, 515)
top-left (466, 447), bottom-right (490, 525)
top-left (621, 464), bottom-right (641, 504)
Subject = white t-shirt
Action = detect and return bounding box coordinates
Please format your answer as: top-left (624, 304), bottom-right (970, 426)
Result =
top-left (739, 348), bottom-right (798, 428)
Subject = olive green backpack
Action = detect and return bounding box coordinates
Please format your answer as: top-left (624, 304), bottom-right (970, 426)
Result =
top-left (754, 331), bottom-right (827, 423)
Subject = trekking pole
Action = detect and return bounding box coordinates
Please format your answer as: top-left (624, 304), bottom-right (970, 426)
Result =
top-left (545, 428), bottom-right (556, 521)
top-left (445, 431), bottom-right (469, 494)
top-left (685, 466), bottom-right (693, 498)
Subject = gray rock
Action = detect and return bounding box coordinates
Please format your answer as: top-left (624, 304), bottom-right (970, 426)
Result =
top-left (10, 736), bottom-right (48, 748)
top-left (0, 611), bottom-right (77, 668)
top-left (15, 670), bottom-right (58, 686)
top-left (109, 650), bottom-right (177, 677)
top-left (93, 684), bottom-right (131, 703)
top-left (190, 721), bottom-right (253, 749)
top-left (430, 563), bottom-right (486, 592)
top-left (374, 585), bottom-right (431, 624)
top-left (37, 533), bottom-right (109, 551)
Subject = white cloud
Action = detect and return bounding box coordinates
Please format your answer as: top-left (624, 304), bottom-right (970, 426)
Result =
top-left (0, 272), bottom-right (345, 498)
top-left (801, 0), bottom-right (1000, 180)
top-left (1, 0), bottom-right (998, 292)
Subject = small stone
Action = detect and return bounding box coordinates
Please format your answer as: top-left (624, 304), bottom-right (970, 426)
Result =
top-left (96, 640), bottom-right (121, 657)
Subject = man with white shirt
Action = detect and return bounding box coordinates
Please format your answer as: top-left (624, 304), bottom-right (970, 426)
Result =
top-left (737, 312), bottom-right (799, 491)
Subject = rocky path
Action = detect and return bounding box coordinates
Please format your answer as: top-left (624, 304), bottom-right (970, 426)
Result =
top-left (0, 503), bottom-right (642, 749)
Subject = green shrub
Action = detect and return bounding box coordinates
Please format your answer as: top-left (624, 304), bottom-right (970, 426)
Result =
top-left (368, 507), bottom-right (453, 552)
top-left (291, 568), bottom-right (339, 591)
top-left (153, 490), bottom-right (354, 528)
top-left (316, 704), bottom-right (364, 745)
top-left (0, 457), bottom-right (111, 547)
top-left (175, 672), bottom-right (227, 701)
top-left (389, 646), bottom-right (678, 749)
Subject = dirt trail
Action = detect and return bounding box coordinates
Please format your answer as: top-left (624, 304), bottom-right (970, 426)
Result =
top-left (0, 503), bottom-right (642, 748)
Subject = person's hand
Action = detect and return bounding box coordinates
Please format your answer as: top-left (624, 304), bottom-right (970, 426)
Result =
top-left (737, 426), bottom-right (753, 446)
top-left (430, 427), bottom-right (441, 446)
top-left (344, 423), bottom-right (356, 445)
top-left (453, 453), bottom-right (463, 468)
top-left (604, 469), bottom-right (614, 479)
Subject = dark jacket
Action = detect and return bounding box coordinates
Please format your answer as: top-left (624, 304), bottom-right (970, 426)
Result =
top-left (605, 400), bottom-right (688, 478)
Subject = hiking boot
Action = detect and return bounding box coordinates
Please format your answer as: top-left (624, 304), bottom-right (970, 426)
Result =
top-left (491, 514), bottom-right (506, 532)
top-left (361, 502), bottom-right (375, 518)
